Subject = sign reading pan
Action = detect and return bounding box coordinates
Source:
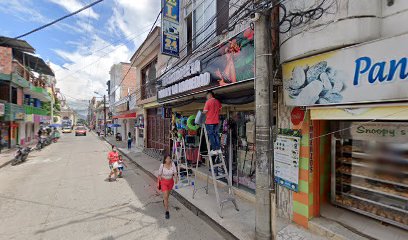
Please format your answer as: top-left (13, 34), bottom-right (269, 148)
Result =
top-left (161, 0), bottom-right (180, 58)
top-left (283, 33), bottom-right (408, 106)
top-left (158, 28), bottom-right (255, 101)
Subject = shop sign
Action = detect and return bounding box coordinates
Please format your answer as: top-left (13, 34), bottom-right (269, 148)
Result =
top-left (158, 28), bottom-right (255, 101)
top-left (25, 114), bottom-right (34, 122)
top-left (274, 135), bottom-right (300, 192)
top-left (283, 33), bottom-right (408, 106)
top-left (161, 0), bottom-right (180, 57)
top-left (350, 122), bottom-right (408, 142)
top-left (0, 103), bottom-right (4, 116)
top-left (34, 115), bottom-right (50, 123)
top-left (290, 107), bottom-right (305, 125)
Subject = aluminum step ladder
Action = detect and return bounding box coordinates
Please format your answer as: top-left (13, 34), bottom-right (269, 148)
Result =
top-left (192, 124), bottom-right (239, 218)
top-left (172, 136), bottom-right (192, 188)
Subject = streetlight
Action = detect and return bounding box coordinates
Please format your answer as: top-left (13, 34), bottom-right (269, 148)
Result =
top-left (94, 91), bottom-right (107, 137)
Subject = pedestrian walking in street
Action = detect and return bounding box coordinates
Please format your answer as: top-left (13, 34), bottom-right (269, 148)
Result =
top-left (127, 132), bottom-right (132, 150)
top-left (107, 145), bottom-right (119, 182)
top-left (157, 155), bottom-right (177, 219)
top-left (203, 91), bottom-right (222, 155)
top-left (117, 155), bottom-right (127, 178)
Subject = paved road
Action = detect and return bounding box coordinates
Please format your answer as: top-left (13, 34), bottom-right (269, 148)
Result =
top-left (0, 132), bottom-right (224, 240)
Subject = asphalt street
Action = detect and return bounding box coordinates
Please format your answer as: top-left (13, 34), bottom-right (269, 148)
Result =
top-left (0, 132), bottom-right (224, 240)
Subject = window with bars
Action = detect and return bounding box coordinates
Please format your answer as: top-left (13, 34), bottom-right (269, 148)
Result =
top-left (141, 58), bottom-right (158, 100)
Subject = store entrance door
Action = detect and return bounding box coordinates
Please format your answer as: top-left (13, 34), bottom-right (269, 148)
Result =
top-left (146, 108), bottom-right (170, 154)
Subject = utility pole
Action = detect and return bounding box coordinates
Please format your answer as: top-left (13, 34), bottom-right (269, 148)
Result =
top-left (103, 95), bottom-right (107, 136)
top-left (254, 0), bottom-right (275, 239)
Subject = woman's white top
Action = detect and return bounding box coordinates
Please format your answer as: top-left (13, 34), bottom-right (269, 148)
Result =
top-left (159, 162), bottom-right (177, 180)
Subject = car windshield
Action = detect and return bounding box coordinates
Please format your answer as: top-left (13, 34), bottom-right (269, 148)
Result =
top-left (76, 127), bottom-right (85, 130)
top-left (64, 127), bottom-right (71, 130)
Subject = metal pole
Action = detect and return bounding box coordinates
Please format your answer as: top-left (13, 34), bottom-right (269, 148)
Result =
top-left (254, 1), bottom-right (274, 239)
top-left (51, 97), bottom-right (54, 123)
top-left (104, 95), bottom-right (107, 136)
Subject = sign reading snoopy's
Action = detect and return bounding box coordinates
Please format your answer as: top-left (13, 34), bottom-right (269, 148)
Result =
top-left (283, 34), bottom-right (408, 106)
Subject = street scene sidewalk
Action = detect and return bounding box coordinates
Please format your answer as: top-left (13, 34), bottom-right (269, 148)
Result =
top-left (0, 142), bottom-right (38, 169)
top-left (104, 135), bottom-right (329, 240)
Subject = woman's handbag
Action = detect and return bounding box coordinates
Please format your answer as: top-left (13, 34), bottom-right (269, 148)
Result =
top-left (157, 177), bottom-right (161, 190)
top-left (157, 165), bottom-right (163, 190)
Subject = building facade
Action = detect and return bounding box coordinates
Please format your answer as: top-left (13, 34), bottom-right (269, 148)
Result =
top-left (276, 0), bottom-right (408, 237)
top-left (108, 62), bottom-right (137, 141)
top-left (0, 37), bottom-right (54, 149)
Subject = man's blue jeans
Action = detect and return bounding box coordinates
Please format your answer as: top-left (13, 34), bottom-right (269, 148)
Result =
top-left (205, 124), bottom-right (220, 150)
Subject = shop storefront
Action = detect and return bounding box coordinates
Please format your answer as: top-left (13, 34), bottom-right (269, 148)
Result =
top-left (135, 114), bottom-right (144, 148)
top-left (157, 28), bottom-right (257, 192)
top-left (281, 34), bottom-right (408, 234)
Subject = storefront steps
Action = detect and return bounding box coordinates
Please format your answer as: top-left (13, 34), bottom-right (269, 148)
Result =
top-left (310, 205), bottom-right (408, 240)
top-left (108, 142), bottom-right (330, 239)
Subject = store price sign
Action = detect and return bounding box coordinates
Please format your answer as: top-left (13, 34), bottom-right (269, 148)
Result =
top-left (274, 135), bottom-right (301, 192)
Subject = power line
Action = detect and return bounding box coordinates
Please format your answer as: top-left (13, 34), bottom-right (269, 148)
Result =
top-left (14, 0), bottom-right (105, 39)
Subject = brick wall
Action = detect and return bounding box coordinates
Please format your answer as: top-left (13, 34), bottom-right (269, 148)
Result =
top-left (120, 63), bottom-right (136, 98)
top-left (17, 88), bottom-right (23, 105)
top-left (0, 46), bottom-right (12, 74)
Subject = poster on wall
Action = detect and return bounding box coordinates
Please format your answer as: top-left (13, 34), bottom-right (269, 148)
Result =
top-left (158, 28), bottom-right (254, 101)
top-left (161, 0), bottom-right (180, 57)
top-left (274, 135), bottom-right (300, 192)
top-left (283, 33), bottom-right (408, 106)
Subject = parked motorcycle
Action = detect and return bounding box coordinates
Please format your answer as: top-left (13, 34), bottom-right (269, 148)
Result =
top-left (11, 146), bottom-right (32, 166)
top-left (36, 137), bottom-right (46, 150)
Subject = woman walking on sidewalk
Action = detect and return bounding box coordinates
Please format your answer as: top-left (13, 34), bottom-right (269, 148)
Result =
top-left (158, 155), bottom-right (177, 219)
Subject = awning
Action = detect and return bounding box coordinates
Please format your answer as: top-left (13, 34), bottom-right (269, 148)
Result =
top-left (112, 113), bottom-right (137, 119)
top-left (0, 36), bottom-right (35, 53)
top-left (13, 49), bottom-right (54, 76)
top-left (310, 104), bottom-right (408, 120)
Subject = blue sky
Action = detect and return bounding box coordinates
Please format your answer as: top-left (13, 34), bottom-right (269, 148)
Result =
top-left (0, 0), bottom-right (160, 111)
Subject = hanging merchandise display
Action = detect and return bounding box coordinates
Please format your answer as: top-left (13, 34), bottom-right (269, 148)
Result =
top-left (187, 115), bottom-right (200, 131)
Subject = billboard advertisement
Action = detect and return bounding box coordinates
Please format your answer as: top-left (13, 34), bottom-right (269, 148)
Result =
top-left (161, 0), bottom-right (180, 57)
top-left (283, 33), bottom-right (408, 106)
top-left (158, 28), bottom-right (254, 102)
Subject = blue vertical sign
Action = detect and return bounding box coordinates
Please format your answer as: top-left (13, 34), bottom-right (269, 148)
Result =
top-left (161, 0), bottom-right (180, 58)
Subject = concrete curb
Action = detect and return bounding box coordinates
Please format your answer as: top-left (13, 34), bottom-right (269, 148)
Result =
top-left (114, 145), bottom-right (239, 240)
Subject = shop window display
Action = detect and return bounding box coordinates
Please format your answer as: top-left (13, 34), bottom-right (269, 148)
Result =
top-left (332, 121), bottom-right (408, 230)
top-left (230, 111), bottom-right (256, 191)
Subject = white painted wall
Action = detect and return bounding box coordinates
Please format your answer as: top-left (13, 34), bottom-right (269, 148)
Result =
top-left (280, 0), bottom-right (408, 63)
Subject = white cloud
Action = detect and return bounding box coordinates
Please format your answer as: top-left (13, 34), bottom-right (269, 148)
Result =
top-left (51, 0), bottom-right (161, 111)
top-left (107, 0), bottom-right (161, 45)
top-left (52, 35), bottom-right (131, 101)
top-left (48, 0), bottom-right (100, 20)
top-left (0, 0), bottom-right (48, 24)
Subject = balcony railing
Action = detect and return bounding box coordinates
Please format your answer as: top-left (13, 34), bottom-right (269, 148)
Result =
top-left (12, 60), bottom-right (47, 88)
top-left (24, 105), bottom-right (48, 116)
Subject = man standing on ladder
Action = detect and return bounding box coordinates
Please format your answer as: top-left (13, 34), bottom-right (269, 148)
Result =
top-left (203, 91), bottom-right (222, 155)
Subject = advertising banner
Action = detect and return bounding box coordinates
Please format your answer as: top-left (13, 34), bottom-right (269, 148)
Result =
top-left (274, 135), bottom-right (300, 192)
top-left (158, 28), bottom-right (254, 102)
top-left (161, 0), bottom-right (180, 57)
top-left (283, 33), bottom-right (408, 106)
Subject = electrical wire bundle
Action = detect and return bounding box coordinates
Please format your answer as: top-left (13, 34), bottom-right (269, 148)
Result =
top-left (279, 0), bottom-right (330, 33)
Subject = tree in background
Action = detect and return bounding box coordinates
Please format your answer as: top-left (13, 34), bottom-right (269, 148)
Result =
top-left (42, 98), bottom-right (61, 117)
